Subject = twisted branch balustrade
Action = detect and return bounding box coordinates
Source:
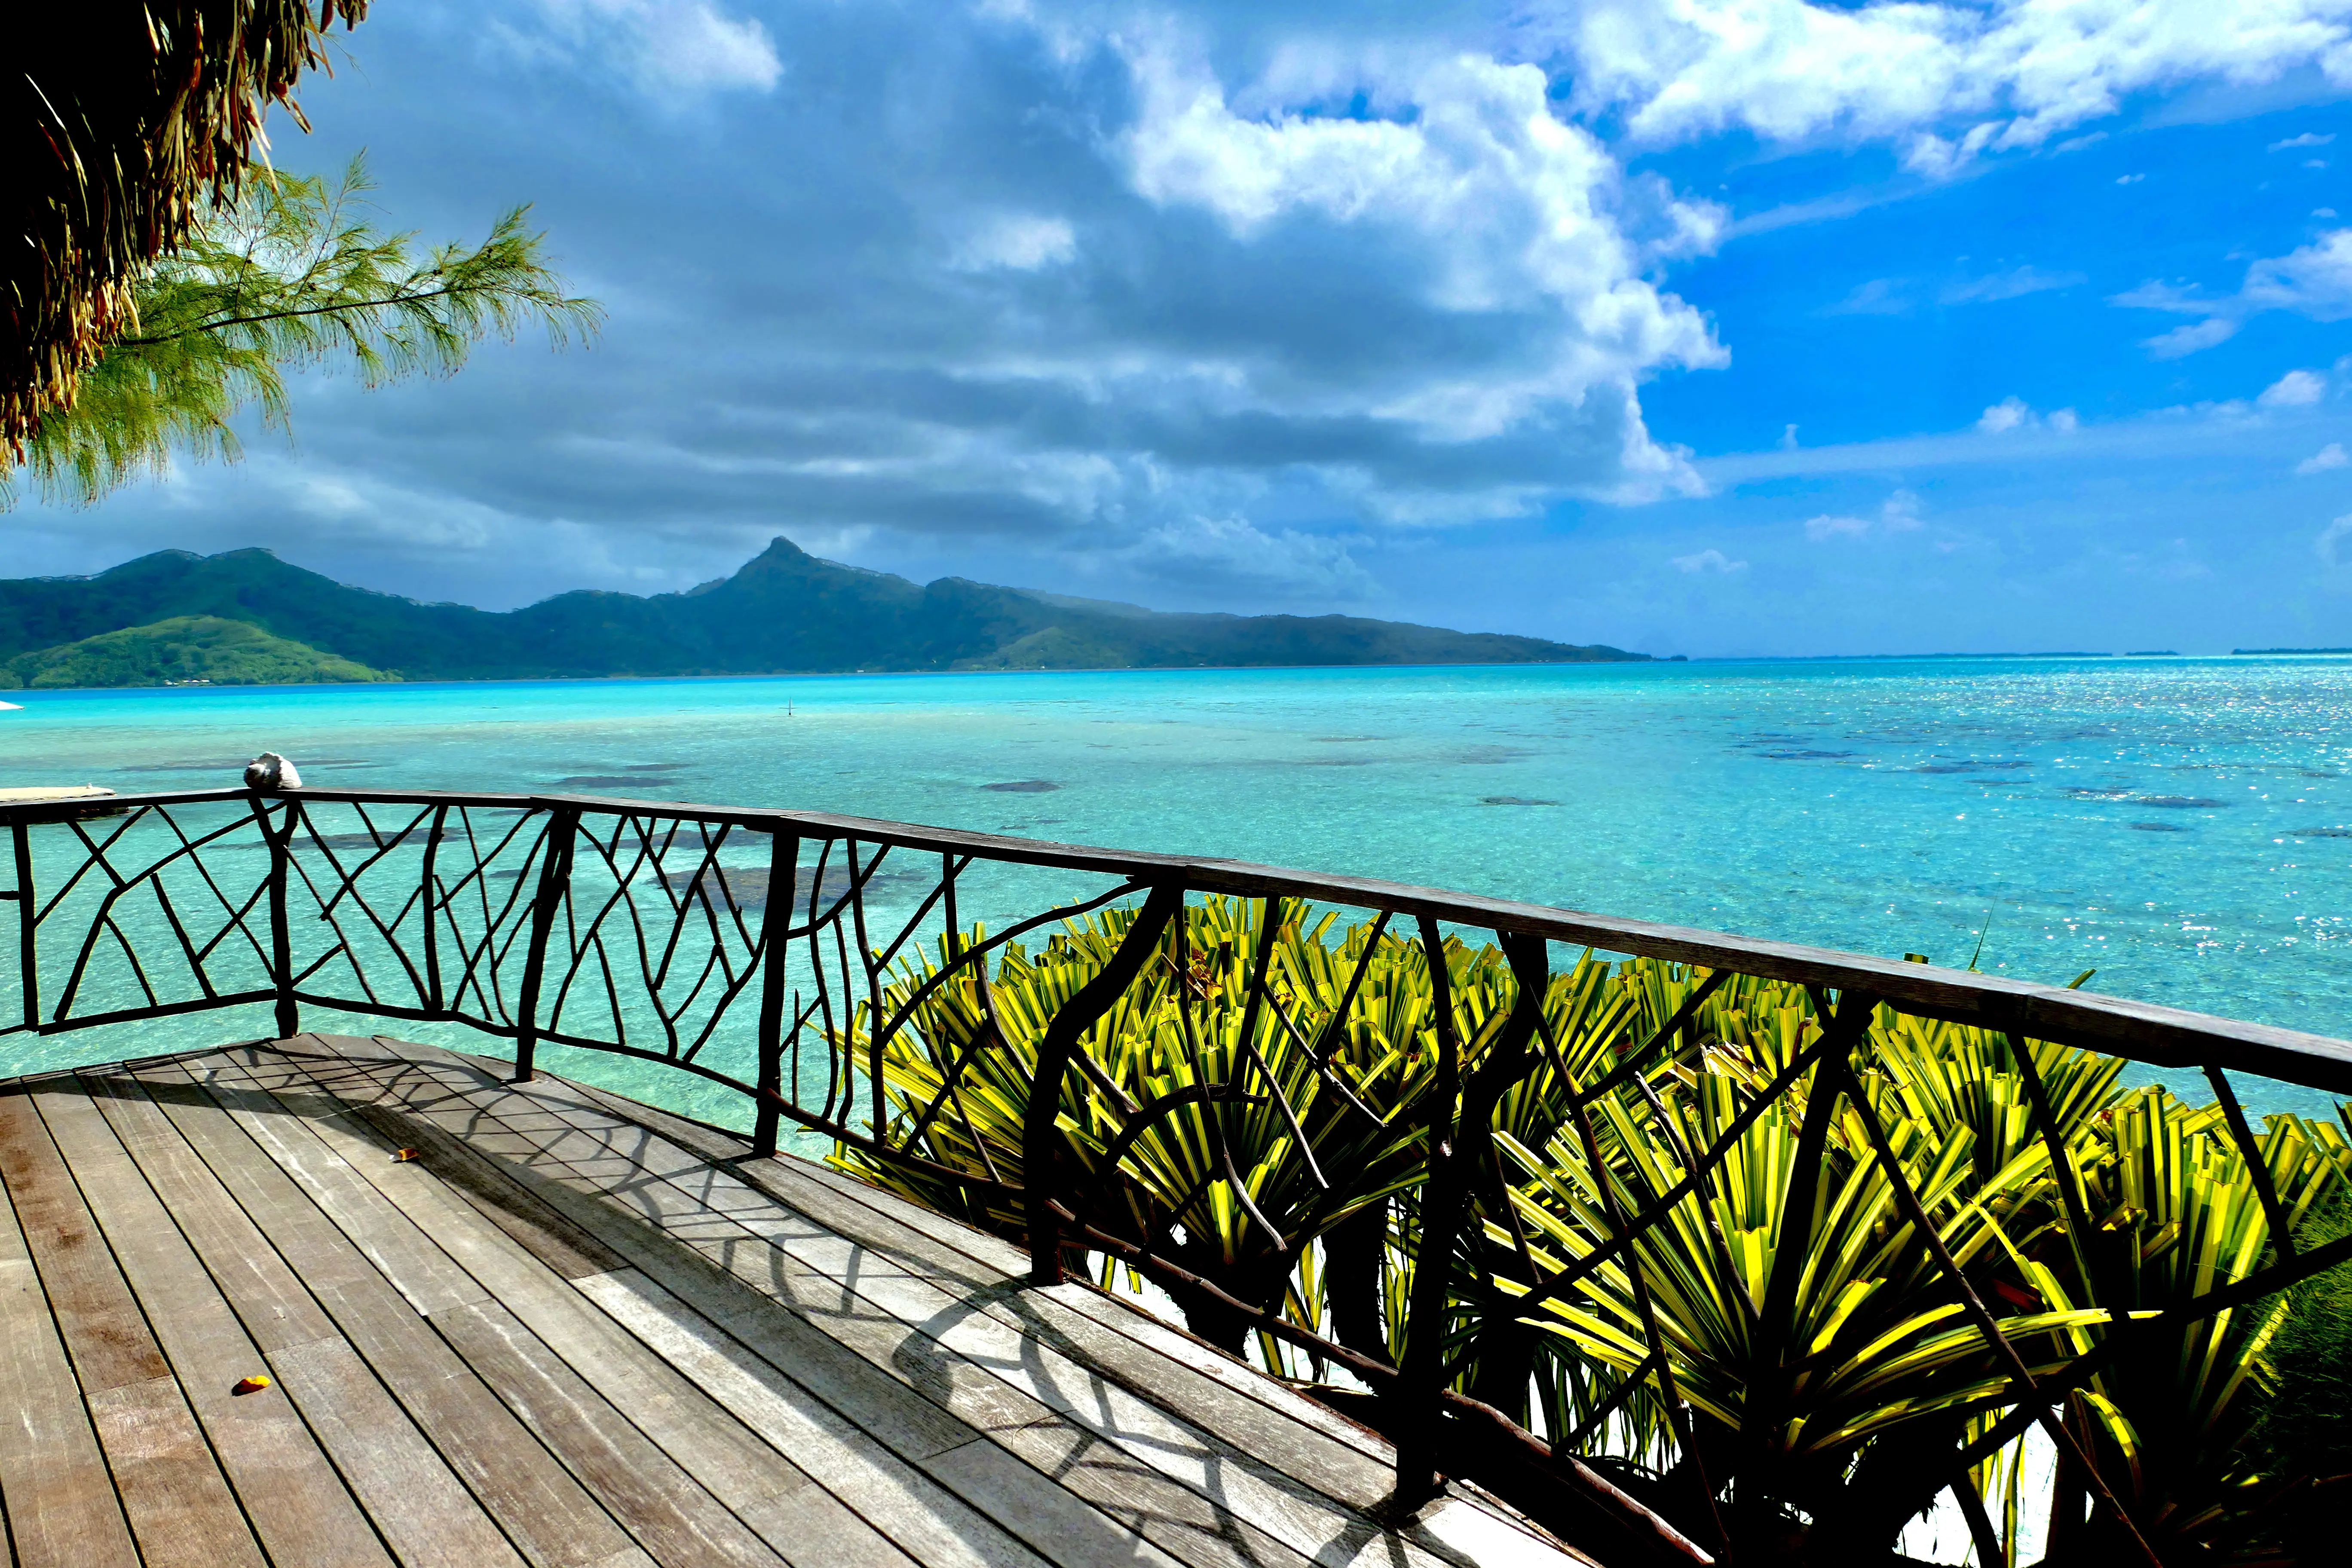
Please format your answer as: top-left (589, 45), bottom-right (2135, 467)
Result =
top-left (6, 784), bottom-right (2351, 1568)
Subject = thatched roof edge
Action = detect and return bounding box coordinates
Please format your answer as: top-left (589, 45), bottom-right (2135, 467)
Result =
top-left (4, 2), bottom-right (369, 449)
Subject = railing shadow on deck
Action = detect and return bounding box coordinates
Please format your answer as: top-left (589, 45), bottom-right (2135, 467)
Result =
top-left (7, 785), bottom-right (2351, 1568)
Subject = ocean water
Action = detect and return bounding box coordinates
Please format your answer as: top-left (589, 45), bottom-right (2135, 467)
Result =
top-left (3, 656), bottom-right (2347, 1117)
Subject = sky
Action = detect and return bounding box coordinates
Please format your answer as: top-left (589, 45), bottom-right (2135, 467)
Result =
top-left (11, 0), bottom-right (2352, 658)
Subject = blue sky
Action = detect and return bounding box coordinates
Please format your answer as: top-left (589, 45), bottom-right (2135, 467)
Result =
top-left (11, 0), bottom-right (2352, 657)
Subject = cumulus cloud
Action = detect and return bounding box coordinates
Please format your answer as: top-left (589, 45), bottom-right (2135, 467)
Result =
top-left (1805, 488), bottom-right (1923, 541)
top-left (2300, 442), bottom-right (2350, 473)
top-left (1118, 39), bottom-right (1724, 458)
top-left (2321, 514), bottom-right (2352, 567)
top-left (951, 214), bottom-right (1079, 272)
top-left (50, 0), bottom-right (1756, 607)
top-left (2274, 131), bottom-right (2338, 150)
top-left (2260, 368), bottom-right (2331, 405)
top-left (1971, 397), bottom-right (2079, 435)
top-left (1517, 0), bottom-right (2352, 172)
top-left (1978, 395), bottom-right (2032, 433)
top-left (35, 0), bottom-right (2352, 622)
top-left (2117, 231), bottom-right (2352, 356)
top-left (1119, 514), bottom-right (1378, 597)
top-left (531, 0), bottom-right (782, 94)
top-left (1672, 547), bottom-right (1747, 573)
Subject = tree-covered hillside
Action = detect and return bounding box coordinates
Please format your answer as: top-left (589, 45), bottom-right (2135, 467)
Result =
top-left (0, 616), bottom-right (394, 688)
top-left (0, 536), bottom-right (1648, 683)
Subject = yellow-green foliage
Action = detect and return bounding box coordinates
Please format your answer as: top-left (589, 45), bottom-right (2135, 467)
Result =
top-left (830, 898), bottom-right (2352, 1562)
top-left (1497, 1022), bottom-right (2127, 1460)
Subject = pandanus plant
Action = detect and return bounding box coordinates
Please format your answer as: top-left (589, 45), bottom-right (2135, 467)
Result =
top-left (832, 901), bottom-right (2352, 1562)
top-left (1491, 992), bottom-right (2352, 1565)
top-left (829, 896), bottom-right (1646, 1353)
top-left (2019, 1091), bottom-right (2352, 1564)
top-left (1490, 1000), bottom-right (2140, 1561)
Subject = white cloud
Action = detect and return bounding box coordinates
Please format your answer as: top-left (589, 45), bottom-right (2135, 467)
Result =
top-left (2299, 441), bottom-right (2349, 473)
top-left (2321, 514), bottom-right (2352, 566)
top-left (1940, 265), bottom-right (2086, 304)
top-left (1525, 0), bottom-right (2352, 173)
top-left (1827, 265), bottom-right (2084, 314)
top-left (1827, 277), bottom-right (1910, 315)
top-left (2273, 131), bottom-right (2339, 150)
top-left (1978, 395), bottom-right (2033, 433)
top-left (1672, 547), bottom-right (1747, 573)
top-left (2117, 172), bottom-right (2147, 185)
top-left (1806, 488), bottom-right (1924, 540)
top-left (2262, 368), bottom-right (2331, 405)
top-left (2139, 315), bottom-right (2244, 356)
top-left (1120, 514), bottom-right (1376, 597)
top-left (952, 214), bottom-right (1078, 271)
top-left (2049, 407), bottom-right (2080, 433)
top-left (1116, 37), bottom-right (1724, 491)
top-left (2118, 230), bottom-right (2352, 356)
top-left (530, 0), bottom-right (782, 94)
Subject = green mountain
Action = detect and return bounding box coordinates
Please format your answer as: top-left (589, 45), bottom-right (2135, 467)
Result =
top-left (0, 537), bottom-right (1648, 683)
top-left (0, 616), bottom-right (395, 689)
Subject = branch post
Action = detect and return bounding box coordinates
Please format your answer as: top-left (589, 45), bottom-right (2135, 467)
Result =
top-left (9, 820), bottom-right (34, 1031)
top-left (1394, 913), bottom-right (1468, 1506)
top-left (512, 806), bottom-right (579, 1084)
top-left (256, 792), bottom-right (301, 1040)
top-left (1023, 880), bottom-right (1185, 1285)
top-left (752, 829), bottom-right (800, 1158)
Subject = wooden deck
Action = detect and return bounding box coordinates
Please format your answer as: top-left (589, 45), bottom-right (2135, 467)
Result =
top-left (0, 1034), bottom-right (1588, 1568)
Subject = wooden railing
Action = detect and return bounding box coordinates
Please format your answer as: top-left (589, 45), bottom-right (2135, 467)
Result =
top-left (6, 784), bottom-right (2350, 1567)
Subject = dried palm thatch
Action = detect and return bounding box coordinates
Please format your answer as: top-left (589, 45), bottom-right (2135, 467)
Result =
top-left (4, 3), bottom-right (367, 449)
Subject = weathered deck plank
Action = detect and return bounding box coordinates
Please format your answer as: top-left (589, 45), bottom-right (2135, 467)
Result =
top-left (234, 1044), bottom-right (913, 1568)
top-left (83, 1066), bottom-right (531, 1568)
top-left (0, 1088), bottom-right (266, 1568)
top-left (560, 1066), bottom-right (1408, 1496)
top-left (0, 1037), bottom-right (1590, 1568)
top-left (330, 1046), bottom-right (1415, 1567)
top-left (0, 1116), bottom-right (141, 1568)
top-left (305, 1050), bottom-right (1188, 1568)
top-left (32, 1080), bottom-right (394, 1568)
top-left (321, 1037), bottom-right (1566, 1568)
top-left (138, 1056), bottom-right (649, 1568)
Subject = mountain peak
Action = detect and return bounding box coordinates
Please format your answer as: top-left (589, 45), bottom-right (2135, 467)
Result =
top-left (3, 536), bottom-right (1649, 682)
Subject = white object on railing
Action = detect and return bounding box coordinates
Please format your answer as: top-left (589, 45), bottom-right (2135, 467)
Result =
top-left (243, 753), bottom-right (303, 791)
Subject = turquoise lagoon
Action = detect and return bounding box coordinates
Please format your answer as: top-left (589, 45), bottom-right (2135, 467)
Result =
top-left (3, 656), bottom-right (2347, 1120)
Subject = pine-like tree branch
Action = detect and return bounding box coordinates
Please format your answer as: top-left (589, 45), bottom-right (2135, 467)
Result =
top-left (4, 155), bottom-right (603, 509)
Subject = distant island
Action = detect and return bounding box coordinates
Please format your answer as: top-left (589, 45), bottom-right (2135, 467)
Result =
top-left (2233, 646), bottom-right (2352, 655)
top-left (0, 538), bottom-right (1648, 688)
